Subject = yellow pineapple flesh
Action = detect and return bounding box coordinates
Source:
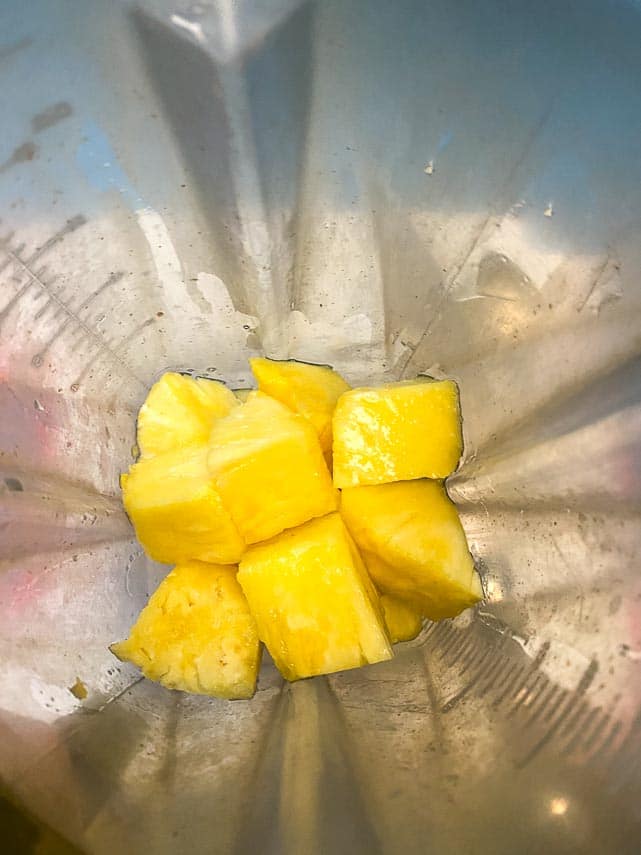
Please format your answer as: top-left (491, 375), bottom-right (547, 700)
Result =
top-left (340, 480), bottom-right (482, 619)
top-left (237, 513), bottom-right (392, 680)
top-left (332, 378), bottom-right (462, 487)
top-left (111, 561), bottom-right (261, 699)
top-left (122, 446), bottom-right (245, 565)
top-left (137, 372), bottom-right (238, 457)
top-left (380, 595), bottom-right (423, 643)
top-left (208, 391), bottom-right (337, 544)
top-left (249, 357), bottom-right (350, 463)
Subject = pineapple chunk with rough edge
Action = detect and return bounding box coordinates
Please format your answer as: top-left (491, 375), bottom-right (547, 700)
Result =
top-left (341, 480), bottom-right (482, 620)
top-left (208, 391), bottom-right (337, 544)
top-left (233, 388), bottom-right (252, 403)
top-left (380, 595), bottom-right (423, 643)
top-left (122, 446), bottom-right (245, 565)
top-left (137, 372), bottom-right (238, 457)
top-left (332, 378), bottom-right (462, 487)
top-left (250, 357), bottom-right (349, 459)
top-left (111, 561), bottom-right (261, 698)
top-left (237, 513), bottom-right (392, 680)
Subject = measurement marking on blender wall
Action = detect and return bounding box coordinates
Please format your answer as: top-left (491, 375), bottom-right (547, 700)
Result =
top-left (516, 678), bottom-right (551, 720)
top-left (437, 627), bottom-right (460, 658)
top-left (486, 656), bottom-right (518, 697)
top-left (0, 240), bottom-right (19, 272)
top-left (570, 711), bottom-right (600, 756)
top-left (434, 622), bottom-right (454, 644)
top-left (30, 270), bottom-right (53, 298)
top-left (112, 317), bottom-right (156, 355)
top-left (6, 249), bottom-right (134, 368)
top-left (1, 215), bottom-right (85, 270)
top-left (567, 708), bottom-right (610, 756)
top-left (441, 633), bottom-right (470, 664)
top-left (492, 665), bottom-right (527, 709)
top-left (32, 280), bottom-right (60, 320)
top-left (484, 660), bottom-right (517, 698)
top-left (523, 683), bottom-right (561, 728)
top-left (475, 653), bottom-right (510, 697)
top-left (421, 621), bottom-right (439, 639)
top-left (0, 219), bottom-right (147, 388)
top-left (464, 645), bottom-right (495, 678)
top-left (455, 639), bottom-right (487, 672)
top-left (31, 271), bottom-right (126, 366)
top-left (515, 700), bottom-right (577, 768)
top-left (430, 624), bottom-right (631, 770)
top-left (0, 216), bottom-right (86, 325)
top-left (503, 642), bottom-right (551, 707)
top-left (557, 698), bottom-right (591, 740)
top-left (69, 316), bottom-right (156, 389)
top-left (610, 708), bottom-right (641, 768)
top-left (462, 647), bottom-right (494, 679)
top-left (429, 622), bottom-right (452, 650)
top-left (440, 648), bottom-right (495, 713)
top-left (0, 266), bottom-right (53, 324)
top-left (447, 635), bottom-right (478, 667)
top-left (592, 719), bottom-right (622, 760)
top-left (540, 689), bottom-right (566, 724)
top-left (523, 677), bottom-right (553, 716)
top-left (77, 270), bottom-right (125, 315)
top-left (515, 659), bottom-right (600, 768)
top-left (459, 641), bottom-right (493, 675)
top-left (439, 634), bottom-right (462, 660)
top-left (496, 662), bottom-right (539, 710)
top-left (429, 619), bottom-right (450, 638)
top-left (504, 673), bottom-right (542, 713)
top-left (430, 623), bottom-right (631, 771)
top-left (32, 320), bottom-right (71, 366)
top-left (508, 673), bottom-right (546, 718)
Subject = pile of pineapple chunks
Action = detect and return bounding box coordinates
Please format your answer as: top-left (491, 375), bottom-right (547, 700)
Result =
top-left (112, 360), bottom-right (483, 699)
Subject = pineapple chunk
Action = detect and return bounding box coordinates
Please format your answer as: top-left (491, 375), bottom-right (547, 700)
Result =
top-left (250, 358), bottom-right (350, 460)
top-left (340, 480), bottom-right (482, 620)
top-left (237, 513), bottom-right (392, 680)
top-left (208, 391), bottom-right (336, 544)
top-left (233, 388), bottom-right (252, 403)
top-left (122, 446), bottom-right (245, 564)
top-left (111, 561), bottom-right (261, 699)
top-left (332, 378), bottom-right (462, 487)
top-left (137, 372), bottom-right (237, 457)
top-left (380, 595), bottom-right (423, 643)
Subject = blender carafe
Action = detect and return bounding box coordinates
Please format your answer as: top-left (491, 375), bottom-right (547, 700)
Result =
top-left (1, 0), bottom-right (640, 852)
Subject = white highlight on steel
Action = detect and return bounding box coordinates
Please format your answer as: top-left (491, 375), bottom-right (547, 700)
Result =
top-left (135, 208), bottom-right (184, 309)
top-left (170, 13), bottom-right (206, 44)
top-left (549, 796), bottom-right (569, 816)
